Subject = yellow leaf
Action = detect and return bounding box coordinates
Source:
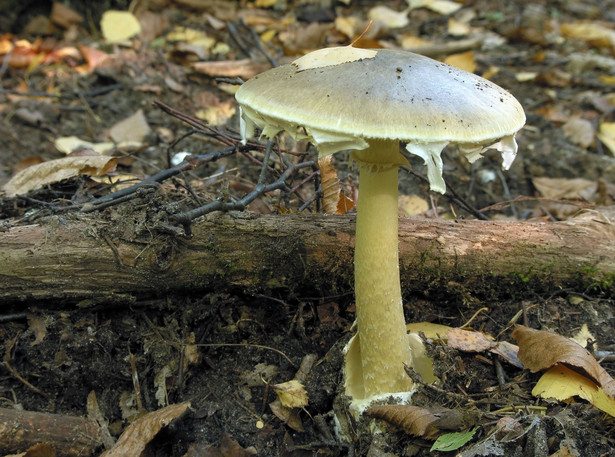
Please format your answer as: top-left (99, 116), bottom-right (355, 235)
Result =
top-left (271, 380), bottom-right (308, 408)
top-left (598, 122), bottom-right (615, 156)
top-left (444, 51), bottom-right (476, 73)
top-left (255, 0), bottom-right (277, 7)
top-left (101, 10), bottom-right (142, 43)
top-left (406, 322), bottom-right (452, 339)
top-left (260, 29), bottom-right (277, 43)
top-left (533, 365), bottom-right (615, 417)
top-left (570, 324), bottom-right (595, 349)
top-left (399, 194), bottom-right (428, 216)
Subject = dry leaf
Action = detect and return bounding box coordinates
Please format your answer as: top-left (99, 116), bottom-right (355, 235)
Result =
top-left (55, 136), bottom-right (115, 155)
top-left (3, 156), bottom-right (118, 197)
top-left (318, 155), bottom-right (354, 214)
top-left (101, 11), bottom-right (142, 43)
top-left (560, 21), bottom-right (615, 50)
top-left (399, 194), bottom-right (428, 216)
top-left (407, 0), bottom-right (462, 15)
top-left (100, 402), bottom-right (191, 457)
top-left (193, 59), bottom-right (270, 79)
top-left (570, 324), bottom-right (596, 349)
top-left (27, 314), bottom-right (47, 346)
top-left (446, 328), bottom-right (495, 352)
top-left (512, 326), bottom-right (615, 397)
top-left (271, 380), bottom-right (308, 408)
top-left (368, 6), bottom-right (409, 29)
top-left (445, 328), bottom-right (522, 368)
top-left (597, 122), bottom-right (615, 156)
top-left (269, 398), bottom-right (304, 432)
top-left (532, 177), bottom-right (597, 201)
top-left (444, 51), bottom-right (476, 73)
top-left (365, 405), bottom-right (479, 439)
top-left (195, 101), bottom-right (236, 126)
top-left (109, 109), bottom-right (151, 144)
top-left (448, 18), bottom-right (471, 37)
top-left (562, 118), bottom-right (595, 148)
top-left (50, 2), bottom-right (83, 28)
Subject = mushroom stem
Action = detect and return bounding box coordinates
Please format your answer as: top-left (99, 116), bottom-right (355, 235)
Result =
top-left (347, 139), bottom-right (413, 400)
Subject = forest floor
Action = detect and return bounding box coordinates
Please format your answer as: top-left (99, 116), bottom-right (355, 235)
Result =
top-left (1, 0), bottom-right (615, 456)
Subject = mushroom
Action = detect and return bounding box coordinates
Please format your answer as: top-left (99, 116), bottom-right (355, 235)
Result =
top-left (235, 46), bottom-right (525, 403)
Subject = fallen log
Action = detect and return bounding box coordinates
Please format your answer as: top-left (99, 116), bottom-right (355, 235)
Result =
top-left (0, 407), bottom-right (103, 457)
top-left (1, 208), bottom-right (614, 306)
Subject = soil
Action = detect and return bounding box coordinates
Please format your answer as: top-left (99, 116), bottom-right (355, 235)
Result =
top-left (1, 1), bottom-right (615, 456)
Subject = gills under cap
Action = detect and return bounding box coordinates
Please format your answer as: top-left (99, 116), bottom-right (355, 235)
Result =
top-left (236, 46), bottom-right (526, 193)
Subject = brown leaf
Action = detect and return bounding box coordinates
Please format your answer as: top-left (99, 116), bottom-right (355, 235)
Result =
top-left (365, 405), bottom-right (440, 439)
top-left (446, 328), bottom-right (496, 352)
top-left (318, 156), bottom-right (354, 214)
top-left (511, 326), bottom-right (615, 397)
top-left (364, 405), bottom-right (479, 440)
top-left (100, 402), bottom-right (191, 457)
top-left (219, 433), bottom-right (258, 457)
top-left (192, 59), bottom-right (270, 79)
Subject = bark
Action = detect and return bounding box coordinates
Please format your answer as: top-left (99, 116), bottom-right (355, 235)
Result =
top-left (0, 407), bottom-right (103, 457)
top-left (1, 208), bottom-right (614, 306)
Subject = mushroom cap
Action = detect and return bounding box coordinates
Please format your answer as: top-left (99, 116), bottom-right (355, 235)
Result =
top-left (236, 47), bottom-right (525, 148)
top-left (236, 46), bottom-right (526, 193)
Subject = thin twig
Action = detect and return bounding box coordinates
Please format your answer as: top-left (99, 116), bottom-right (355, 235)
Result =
top-left (197, 343), bottom-right (296, 368)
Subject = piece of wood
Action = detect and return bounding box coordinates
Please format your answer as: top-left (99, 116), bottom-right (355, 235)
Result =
top-left (0, 208), bottom-right (613, 305)
top-left (0, 407), bottom-right (103, 457)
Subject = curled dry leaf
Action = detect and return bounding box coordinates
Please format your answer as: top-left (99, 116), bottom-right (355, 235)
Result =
top-left (511, 325), bottom-right (615, 397)
top-left (3, 155), bottom-right (118, 197)
top-left (364, 405), bottom-right (479, 440)
top-left (318, 155), bottom-right (354, 214)
top-left (100, 402), bottom-right (191, 457)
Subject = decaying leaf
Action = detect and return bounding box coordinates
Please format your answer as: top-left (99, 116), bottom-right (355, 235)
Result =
top-left (364, 405), bottom-right (480, 440)
top-left (100, 402), bottom-right (191, 457)
top-left (446, 327), bottom-right (496, 352)
top-left (512, 325), bottom-right (615, 397)
top-left (3, 155), bottom-right (118, 197)
top-left (271, 379), bottom-right (308, 408)
top-left (318, 155), bottom-right (354, 214)
top-left (446, 328), bottom-right (522, 368)
top-left (269, 398), bottom-right (304, 432)
top-left (184, 433), bottom-right (257, 457)
top-left (25, 313), bottom-right (47, 347)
